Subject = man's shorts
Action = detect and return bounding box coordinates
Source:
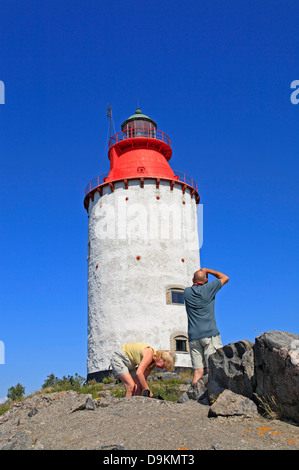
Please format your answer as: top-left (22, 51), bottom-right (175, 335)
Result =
top-left (189, 334), bottom-right (223, 369)
top-left (110, 349), bottom-right (137, 378)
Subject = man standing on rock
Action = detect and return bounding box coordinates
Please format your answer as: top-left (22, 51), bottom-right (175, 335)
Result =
top-left (184, 268), bottom-right (229, 385)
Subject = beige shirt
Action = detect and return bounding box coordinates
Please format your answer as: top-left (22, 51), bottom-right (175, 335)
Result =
top-left (121, 342), bottom-right (156, 366)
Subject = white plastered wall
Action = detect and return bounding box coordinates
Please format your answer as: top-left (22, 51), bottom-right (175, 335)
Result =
top-left (87, 179), bottom-right (200, 374)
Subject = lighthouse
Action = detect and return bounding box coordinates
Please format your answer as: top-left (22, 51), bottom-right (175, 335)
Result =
top-left (84, 107), bottom-right (201, 381)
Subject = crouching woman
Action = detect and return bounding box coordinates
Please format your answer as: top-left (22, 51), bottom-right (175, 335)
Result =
top-left (111, 342), bottom-right (176, 397)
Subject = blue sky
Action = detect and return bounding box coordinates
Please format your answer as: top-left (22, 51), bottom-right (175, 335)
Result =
top-left (0, 0), bottom-right (298, 399)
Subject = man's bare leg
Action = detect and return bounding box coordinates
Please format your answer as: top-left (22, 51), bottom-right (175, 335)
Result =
top-left (192, 368), bottom-right (204, 385)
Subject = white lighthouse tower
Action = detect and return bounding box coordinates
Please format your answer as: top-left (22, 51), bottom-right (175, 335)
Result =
top-left (84, 107), bottom-right (201, 381)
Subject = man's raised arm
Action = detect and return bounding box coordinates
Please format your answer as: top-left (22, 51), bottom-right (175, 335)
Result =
top-left (202, 268), bottom-right (229, 286)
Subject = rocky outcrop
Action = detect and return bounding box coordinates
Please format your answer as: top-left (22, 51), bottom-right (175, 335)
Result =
top-left (0, 330), bottom-right (298, 451)
top-left (0, 429), bottom-right (43, 450)
top-left (208, 389), bottom-right (258, 418)
top-left (207, 340), bottom-right (255, 401)
top-left (186, 375), bottom-right (209, 403)
top-left (1, 391), bottom-right (299, 450)
top-left (183, 331), bottom-right (299, 424)
top-left (254, 331), bottom-right (299, 423)
top-left (1, 367), bottom-right (299, 450)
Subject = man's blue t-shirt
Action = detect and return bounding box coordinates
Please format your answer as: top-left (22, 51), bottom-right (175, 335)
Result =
top-left (184, 279), bottom-right (222, 341)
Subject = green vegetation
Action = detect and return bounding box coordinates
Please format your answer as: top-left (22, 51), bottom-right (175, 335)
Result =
top-left (7, 383), bottom-right (25, 402)
top-left (42, 373), bottom-right (86, 391)
top-left (0, 372), bottom-right (190, 416)
top-left (41, 373), bottom-right (106, 399)
top-left (0, 402), bottom-right (11, 416)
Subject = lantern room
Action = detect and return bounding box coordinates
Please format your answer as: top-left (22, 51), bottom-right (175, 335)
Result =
top-left (121, 107), bottom-right (157, 137)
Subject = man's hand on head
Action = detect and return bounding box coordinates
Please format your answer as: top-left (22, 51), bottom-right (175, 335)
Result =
top-left (200, 268), bottom-right (229, 286)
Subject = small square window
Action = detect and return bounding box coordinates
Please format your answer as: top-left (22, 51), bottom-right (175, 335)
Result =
top-left (166, 287), bottom-right (185, 305)
top-left (171, 291), bottom-right (184, 304)
top-left (176, 339), bottom-right (187, 352)
top-left (170, 333), bottom-right (189, 354)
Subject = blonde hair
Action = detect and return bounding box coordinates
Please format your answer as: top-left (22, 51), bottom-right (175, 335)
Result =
top-left (155, 350), bottom-right (177, 371)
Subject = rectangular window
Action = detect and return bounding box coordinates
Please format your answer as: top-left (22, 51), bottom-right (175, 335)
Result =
top-left (176, 339), bottom-right (187, 352)
top-left (171, 333), bottom-right (189, 354)
top-left (171, 291), bottom-right (184, 304)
